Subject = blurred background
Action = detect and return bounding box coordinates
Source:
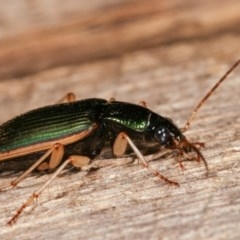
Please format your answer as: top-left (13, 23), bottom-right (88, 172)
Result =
top-left (0, 0), bottom-right (240, 77)
top-left (0, 1), bottom-right (240, 239)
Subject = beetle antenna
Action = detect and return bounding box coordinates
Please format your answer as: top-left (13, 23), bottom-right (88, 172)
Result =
top-left (183, 59), bottom-right (240, 132)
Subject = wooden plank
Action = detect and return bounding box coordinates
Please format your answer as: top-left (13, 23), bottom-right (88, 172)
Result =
top-left (0, 0), bottom-right (240, 239)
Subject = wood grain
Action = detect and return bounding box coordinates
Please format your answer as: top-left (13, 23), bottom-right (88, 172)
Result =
top-left (0, 0), bottom-right (240, 239)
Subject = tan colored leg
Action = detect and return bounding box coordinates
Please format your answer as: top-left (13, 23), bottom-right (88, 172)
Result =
top-left (113, 132), bottom-right (179, 186)
top-left (0, 144), bottom-right (65, 191)
top-left (3, 143), bottom-right (63, 188)
top-left (7, 155), bottom-right (91, 225)
top-left (176, 155), bottom-right (184, 170)
top-left (108, 97), bottom-right (116, 102)
top-left (56, 92), bottom-right (76, 104)
top-left (174, 139), bottom-right (208, 177)
top-left (48, 143), bottom-right (64, 169)
top-left (139, 101), bottom-right (148, 108)
top-left (113, 133), bottom-right (128, 156)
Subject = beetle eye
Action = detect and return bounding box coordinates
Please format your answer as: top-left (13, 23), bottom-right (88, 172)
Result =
top-left (154, 127), bottom-right (173, 147)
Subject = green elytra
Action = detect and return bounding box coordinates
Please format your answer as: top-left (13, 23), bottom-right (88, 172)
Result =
top-left (0, 99), bottom-right (105, 152)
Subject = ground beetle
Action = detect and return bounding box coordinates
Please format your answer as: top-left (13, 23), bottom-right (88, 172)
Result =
top-left (0, 60), bottom-right (239, 225)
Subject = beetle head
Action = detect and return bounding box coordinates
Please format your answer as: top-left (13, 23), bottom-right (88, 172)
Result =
top-left (148, 113), bottom-right (185, 148)
top-left (148, 113), bottom-right (208, 173)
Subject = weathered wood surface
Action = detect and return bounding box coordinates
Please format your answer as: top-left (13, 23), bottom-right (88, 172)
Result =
top-left (0, 0), bottom-right (240, 239)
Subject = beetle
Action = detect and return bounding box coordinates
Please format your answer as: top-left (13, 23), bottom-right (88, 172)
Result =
top-left (0, 60), bottom-right (239, 225)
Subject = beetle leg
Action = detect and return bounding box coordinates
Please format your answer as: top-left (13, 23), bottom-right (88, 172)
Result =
top-left (176, 155), bottom-right (184, 170)
top-left (56, 92), bottom-right (76, 104)
top-left (192, 142), bottom-right (205, 149)
top-left (7, 154), bottom-right (91, 225)
top-left (69, 155), bottom-right (91, 168)
top-left (48, 143), bottom-right (64, 170)
top-left (4, 124), bottom-right (98, 191)
top-left (113, 132), bottom-right (128, 156)
top-left (5, 143), bottom-right (64, 190)
top-left (113, 132), bottom-right (179, 186)
top-left (108, 97), bottom-right (116, 102)
top-left (139, 101), bottom-right (148, 108)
